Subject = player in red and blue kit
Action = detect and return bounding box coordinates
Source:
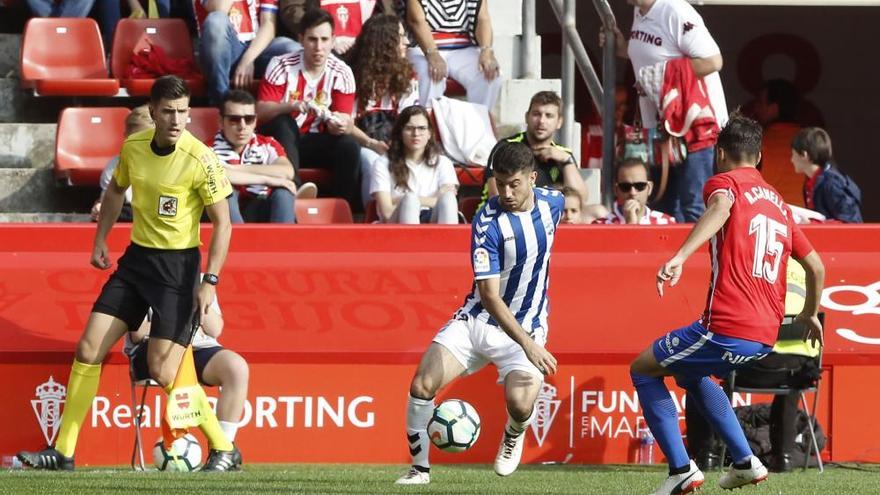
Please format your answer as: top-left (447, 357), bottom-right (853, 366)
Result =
top-left (630, 115), bottom-right (825, 495)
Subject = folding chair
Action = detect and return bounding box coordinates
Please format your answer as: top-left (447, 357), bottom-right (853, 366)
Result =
top-left (126, 340), bottom-right (157, 471)
top-left (724, 313), bottom-right (825, 473)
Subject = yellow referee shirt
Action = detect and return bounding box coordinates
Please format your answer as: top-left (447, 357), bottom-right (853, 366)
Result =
top-left (113, 128), bottom-right (232, 250)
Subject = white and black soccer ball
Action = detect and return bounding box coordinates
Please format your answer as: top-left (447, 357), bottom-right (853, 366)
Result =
top-left (152, 434), bottom-right (202, 471)
top-left (427, 399), bottom-right (481, 453)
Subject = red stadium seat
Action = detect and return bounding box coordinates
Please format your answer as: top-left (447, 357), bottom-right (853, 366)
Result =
top-left (111, 18), bottom-right (205, 97)
top-left (364, 200), bottom-right (378, 223)
top-left (20, 18), bottom-right (120, 96)
top-left (445, 78), bottom-right (465, 97)
top-left (458, 196), bottom-right (481, 222)
top-left (299, 168), bottom-right (333, 188)
top-left (186, 107), bottom-right (221, 143)
top-left (456, 166), bottom-right (485, 186)
top-left (55, 107), bottom-right (131, 186)
top-left (295, 198), bottom-right (353, 224)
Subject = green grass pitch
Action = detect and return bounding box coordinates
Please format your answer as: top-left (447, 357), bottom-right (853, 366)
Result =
top-left (0, 464), bottom-right (877, 494)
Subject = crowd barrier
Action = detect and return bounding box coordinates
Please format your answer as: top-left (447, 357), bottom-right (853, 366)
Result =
top-left (0, 224), bottom-right (878, 466)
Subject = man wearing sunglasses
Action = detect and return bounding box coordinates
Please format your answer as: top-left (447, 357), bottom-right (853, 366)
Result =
top-left (594, 157), bottom-right (676, 225)
top-left (212, 90), bottom-right (318, 223)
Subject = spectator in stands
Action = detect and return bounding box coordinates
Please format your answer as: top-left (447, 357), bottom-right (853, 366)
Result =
top-left (128, 294), bottom-right (249, 449)
top-left (322, 0), bottom-right (376, 55)
top-left (278, 0), bottom-right (390, 42)
top-left (25, 0), bottom-right (93, 19)
top-left (348, 13), bottom-right (419, 208)
top-left (560, 186), bottom-right (582, 225)
top-left (212, 90), bottom-right (317, 224)
top-left (481, 91), bottom-right (587, 208)
top-left (399, 0), bottom-right (500, 108)
top-left (791, 127), bottom-right (863, 223)
top-left (370, 105), bottom-right (458, 224)
top-left (605, 0), bottom-right (728, 223)
top-left (277, 0), bottom-right (307, 38)
top-left (90, 106), bottom-right (154, 223)
top-left (256, 8), bottom-right (361, 208)
top-left (751, 79), bottom-right (805, 206)
top-left (593, 157), bottom-right (676, 225)
top-left (197, 0), bottom-right (300, 105)
top-left (559, 185), bottom-right (608, 224)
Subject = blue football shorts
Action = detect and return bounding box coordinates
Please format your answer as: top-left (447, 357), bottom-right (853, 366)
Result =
top-left (652, 320), bottom-right (773, 378)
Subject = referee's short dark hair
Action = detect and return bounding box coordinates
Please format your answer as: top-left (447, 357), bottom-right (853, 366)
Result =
top-left (492, 142), bottom-right (536, 176)
top-left (150, 75), bottom-right (190, 104)
top-left (221, 90), bottom-right (256, 113)
top-left (300, 8), bottom-right (335, 33)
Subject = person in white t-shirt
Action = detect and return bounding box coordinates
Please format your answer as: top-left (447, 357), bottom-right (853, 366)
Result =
top-left (370, 105), bottom-right (458, 224)
top-left (127, 297), bottom-right (249, 455)
top-left (604, 0), bottom-right (728, 223)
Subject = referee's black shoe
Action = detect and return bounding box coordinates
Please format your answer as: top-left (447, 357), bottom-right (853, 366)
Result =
top-left (17, 447), bottom-right (75, 471)
top-left (201, 446), bottom-right (241, 472)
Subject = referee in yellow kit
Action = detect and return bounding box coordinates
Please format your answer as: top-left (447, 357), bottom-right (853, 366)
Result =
top-left (18, 76), bottom-right (240, 471)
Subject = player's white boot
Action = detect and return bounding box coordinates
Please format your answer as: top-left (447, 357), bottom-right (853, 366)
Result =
top-left (719, 455), bottom-right (768, 490)
top-left (650, 460), bottom-right (704, 495)
top-left (494, 429), bottom-right (526, 476)
top-left (395, 466), bottom-right (430, 485)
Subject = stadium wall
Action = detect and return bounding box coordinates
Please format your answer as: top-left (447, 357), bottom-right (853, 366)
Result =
top-left (0, 225), bottom-right (878, 466)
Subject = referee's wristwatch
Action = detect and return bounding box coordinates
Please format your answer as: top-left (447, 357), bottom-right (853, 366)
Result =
top-left (202, 273), bottom-right (220, 286)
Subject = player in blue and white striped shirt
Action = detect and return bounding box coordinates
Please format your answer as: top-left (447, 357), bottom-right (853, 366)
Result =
top-left (396, 143), bottom-right (564, 485)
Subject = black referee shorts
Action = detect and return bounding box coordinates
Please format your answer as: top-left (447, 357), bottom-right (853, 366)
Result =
top-left (92, 243), bottom-right (200, 346)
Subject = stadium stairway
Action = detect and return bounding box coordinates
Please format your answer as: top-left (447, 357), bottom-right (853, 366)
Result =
top-left (0, 31), bottom-right (97, 221)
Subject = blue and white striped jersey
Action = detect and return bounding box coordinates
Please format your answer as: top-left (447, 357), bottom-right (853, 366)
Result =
top-left (458, 187), bottom-right (564, 335)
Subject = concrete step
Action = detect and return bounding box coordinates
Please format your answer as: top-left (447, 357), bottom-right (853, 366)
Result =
top-left (0, 77), bottom-right (25, 123)
top-left (0, 212), bottom-right (91, 223)
top-left (0, 34), bottom-right (20, 78)
top-left (494, 78), bottom-right (562, 127)
top-left (0, 168), bottom-right (97, 213)
top-left (0, 123), bottom-right (56, 169)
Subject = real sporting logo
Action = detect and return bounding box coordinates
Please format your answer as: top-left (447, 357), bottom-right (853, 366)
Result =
top-left (31, 376), bottom-right (66, 445)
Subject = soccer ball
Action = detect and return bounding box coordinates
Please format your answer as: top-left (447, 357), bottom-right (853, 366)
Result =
top-left (427, 399), bottom-right (481, 453)
top-left (152, 434), bottom-right (202, 471)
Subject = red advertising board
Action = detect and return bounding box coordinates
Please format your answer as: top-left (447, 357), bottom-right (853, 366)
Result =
top-left (0, 225), bottom-right (877, 465)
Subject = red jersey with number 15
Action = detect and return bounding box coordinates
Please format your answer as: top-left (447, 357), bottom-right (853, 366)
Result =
top-left (700, 167), bottom-right (814, 345)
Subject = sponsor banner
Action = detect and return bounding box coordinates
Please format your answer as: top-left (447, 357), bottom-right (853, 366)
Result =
top-left (0, 225), bottom-right (878, 464)
top-left (0, 364), bottom-right (839, 466)
top-left (0, 225), bottom-right (879, 360)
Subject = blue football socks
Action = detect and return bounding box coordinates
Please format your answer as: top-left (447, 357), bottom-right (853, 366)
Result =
top-left (679, 376), bottom-right (752, 463)
top-left (631, 372), bottom-right (691, 471)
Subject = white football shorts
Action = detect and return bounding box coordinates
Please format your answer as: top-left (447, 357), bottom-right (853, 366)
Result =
top-left (432, 312), bottom-right (547, 381)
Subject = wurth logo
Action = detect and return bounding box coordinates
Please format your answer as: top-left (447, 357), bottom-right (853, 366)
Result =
top-left (175, 392), bottom-right (190, 410)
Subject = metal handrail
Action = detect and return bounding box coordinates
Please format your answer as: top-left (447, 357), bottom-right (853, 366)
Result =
top-left (540, 0), bottom-right (617, 207)
top-left (521, 0), bottom-right (538, 79)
